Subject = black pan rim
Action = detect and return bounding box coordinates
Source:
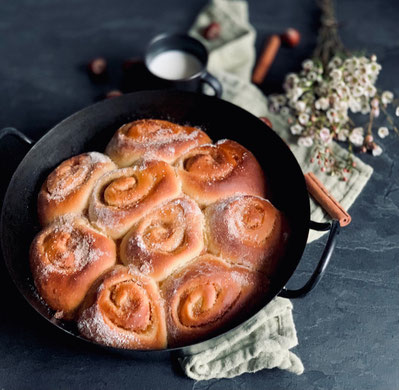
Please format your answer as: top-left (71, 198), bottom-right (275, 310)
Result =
top-left (0, 89), bottom-right (310, 356)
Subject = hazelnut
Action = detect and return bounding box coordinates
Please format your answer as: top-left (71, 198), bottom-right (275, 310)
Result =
top-left (87, 57), bottom-right (107, 76)
top-left (280, 28), bottom-right (301, 48)
top-left (202, 22), bottom-right (221, 40)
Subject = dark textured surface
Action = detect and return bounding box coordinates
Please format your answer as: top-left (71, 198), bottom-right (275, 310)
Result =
top-left (1, 1), bottom-right (399, 389)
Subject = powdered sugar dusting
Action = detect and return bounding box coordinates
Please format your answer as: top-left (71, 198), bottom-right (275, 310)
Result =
top-left (230, 269), bottom-right (251, 286)
top-left (216, 139), bottom-right (229, 145)
top-left (133, 159), bottom-right (151, 170)
top-left (115, 125), bottom-right (206, 163)
top-left (46, 164), bottom-right (90, 202)
top-left (90, 203), bottom-right (126, 230)
top-left (210, 195), bottom-right (272, 241)
top-left (78, 305), bottom-right (141, 349)
top-left (117, 194), bottom-right (206, 283)
top-left (170, 196), bottom-right (200, 216)
top-left (88, 151), bottom-right (112, 164)
top-left (122, 127), bottom-right (202, 148)
top-left (54, 310), bottom-right (64, 319)
top-left (124, 196), bottom-right (202, 267)
top-left (161, 255), bottom-right (252, 339)
top-left (134, 233), bottom-right (149, 254)
top-left (38, 218), bottom-right (106, 281)
top-left (88, 167), bottom-right (138, 232)
top-left (138, 260), bottom-right (153, 275)
top-left (207, 196), bottom-right (242, 241)
top-left (77, 269), bottom-right (165, 349)
top-left (226, 202), bottom-right (245, 240)
top-left (45, 152), bottom-right (112, 202)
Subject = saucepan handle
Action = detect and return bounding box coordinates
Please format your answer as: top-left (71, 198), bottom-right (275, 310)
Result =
top-left (279, 219), bottom-right (340, 298)
top-left (200, 71), bottom-right (223, 98)
top-left (0, 127), bottom-right (35, 146)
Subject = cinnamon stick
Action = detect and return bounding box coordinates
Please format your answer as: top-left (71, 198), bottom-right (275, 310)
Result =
top-left (252, 34), bottom-right (281, 85)
top-left (304, 172), bottom-right (351, 227)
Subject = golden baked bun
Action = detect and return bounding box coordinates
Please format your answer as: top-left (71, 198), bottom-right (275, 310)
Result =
top-left (29, 215), bottom-right (116, 317)
top-left (120, 196), bottom-right (205, 281)
top-left (105, 119), bottom-right (211, 167)
top-left (88, 160), bottom-right (181, 239)
top-left (174, 139), bottom-right (267, 207)
top-left (204, 195), bottom-right (290, 275)
top-left (160, 254), bottom-right (268, 347)
top-left (38, 152), bottom-right (116, 226)
top-left (30, 118), bottom-right (291, 350)
top-left (78, 265), bottom-right (167, 350)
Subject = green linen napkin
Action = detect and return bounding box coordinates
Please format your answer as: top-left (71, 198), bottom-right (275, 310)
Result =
top-left (180, 0), bottom-right (373, 381)
top-left (181, 297), bottom-right (303, 380)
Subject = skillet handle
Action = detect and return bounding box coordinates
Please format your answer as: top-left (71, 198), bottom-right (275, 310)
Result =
top-left (0, 127), bottom-right (35, 146)
top-left (279, 219), bottom-right (340, 298)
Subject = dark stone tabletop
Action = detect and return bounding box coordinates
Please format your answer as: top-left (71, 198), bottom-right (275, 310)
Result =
top-left (1, 0), bottom-right (398, 389)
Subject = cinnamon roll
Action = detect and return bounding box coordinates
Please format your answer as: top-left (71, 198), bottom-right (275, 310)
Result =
top-left (78, 265), bottom-right (167, 350)
top-left (105, 119), bottom-right (211, 167)
top-left (28, 117), bottom-right (289, 350)
top-left (120, 196), bottom-right (205, 281)
top-left (204, 195), bottom-right (290, 275)
top-left (38, 152), bottom-right (116, 226)
top-left (160, 254), bottom-right (268, 347)
top-left (174, 139), bottom-right (267, 207)
top-left (29, 215), bottom-right (116, 317)
top-left (88, 160), bottom-right (181, 239)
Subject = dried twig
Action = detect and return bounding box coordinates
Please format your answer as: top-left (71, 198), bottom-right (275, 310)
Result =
top-left (312, 0), bottom-right (350, 69)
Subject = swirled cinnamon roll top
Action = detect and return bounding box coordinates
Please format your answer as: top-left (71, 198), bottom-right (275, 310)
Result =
top-left (78, 265), bottom-right (167, 350)
top-left (88, 160), bottom-right (181, 239)
top-left (105, 119), bottom-right (211, 167)
top-left (160, 254), bottom-right (269, 347)
top-left (120, 196), bottom-right (205, 281)
top-left (174, 139), bottom-right (267, 207)
top-left (29, 118), bottom-right (291, 349)
top-left (204, 195), bottom-right (290, 275)
top-left (38, 152), bottom-right (116, 226)
top-left (29, 215), bottom-right (116, 317)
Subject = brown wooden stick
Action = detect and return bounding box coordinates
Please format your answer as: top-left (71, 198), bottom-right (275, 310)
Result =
top-left (252, 34), bottom-right (281, 85)
top-left (305, 172), bottom-right (351, 227)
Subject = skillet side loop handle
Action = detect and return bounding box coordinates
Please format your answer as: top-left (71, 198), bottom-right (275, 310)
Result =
top-left (200, 71), bottom-right (223, 98)
top-left (279, 219), bottom-right (340, 299)
top-left (0, 127), bottom-right (35, 146)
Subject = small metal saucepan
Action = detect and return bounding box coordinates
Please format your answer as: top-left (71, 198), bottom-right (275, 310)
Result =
top-left (0, 90), bottom-right (339, 360)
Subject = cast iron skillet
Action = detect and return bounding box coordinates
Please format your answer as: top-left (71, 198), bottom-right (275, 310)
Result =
top-left (0, 90), bottom-right (340, 360)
